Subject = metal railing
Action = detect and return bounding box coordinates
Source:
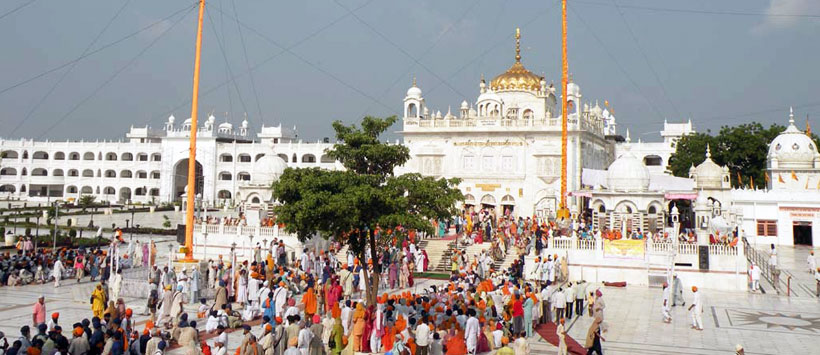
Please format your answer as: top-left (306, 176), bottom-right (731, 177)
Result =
top-left (741, 237), bottom-right (788, 295)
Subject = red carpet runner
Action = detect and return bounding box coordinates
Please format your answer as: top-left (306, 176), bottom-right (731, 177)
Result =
top-left (535, 322), bottom-right (587, 355)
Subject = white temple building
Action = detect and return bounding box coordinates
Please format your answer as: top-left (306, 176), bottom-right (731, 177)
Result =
top-left (0, 116), bottom-right (342, 210)
top-left (399, 29), bottom-right (616, 219)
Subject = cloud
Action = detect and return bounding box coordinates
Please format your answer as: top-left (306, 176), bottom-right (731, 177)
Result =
top-left (755, 0), bottom-right (820, 32)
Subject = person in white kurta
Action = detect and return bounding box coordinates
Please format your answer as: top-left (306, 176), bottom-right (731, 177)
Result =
top-left (237, 270), bottom-right (248, 306)
top-left (110, 269), bottom-right (123, 301)
top-left (808, 251), bottom-right (816, 274)
top-left (688, 287), bottom-right (703, 330)
top-left (556, 319), bottom-right (567, 355)
top-left (464, 313), bottom-right (480, 354)
top-left (415, 253), bottom-right (424, 273)
top-left (662, 282), bottom-right (672, 323)
top-left (273, 284), bottom-right (288, 319)
top-left (750, 264), bottom-right (761, 292)
top-left (51, 258), bottom-right (65, 287)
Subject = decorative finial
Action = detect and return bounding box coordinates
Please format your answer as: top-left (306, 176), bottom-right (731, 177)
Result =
top-left (480, 73), bottom-right (485, 83)
top-left (515, 28), bottom-right (521, 62)
top-left (706, 144), bottom-right (711, 159)
top-left (789, 106), bottom-right (794, 125)
top-left (412, 76), bottom-right (417, 87)
top-left (625, 129), bottom-right (631, 143)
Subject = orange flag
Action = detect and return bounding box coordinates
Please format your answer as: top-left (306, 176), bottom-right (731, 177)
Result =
top-left (778, 174), bottom-right (785, 183)
top-left (805, 178), bottom-right (810, 190)
top-left (750, 176), bottom-right (754, 189)
top-left (764, 172), bottom-right (770, 183)
top-left (791, 171), bottom-right (798, 181)
top-left (736, 172), bottom-right (742, 186)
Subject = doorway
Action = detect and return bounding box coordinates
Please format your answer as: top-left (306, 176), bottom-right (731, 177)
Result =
top-left (793, 222), bottom-right (813, 246)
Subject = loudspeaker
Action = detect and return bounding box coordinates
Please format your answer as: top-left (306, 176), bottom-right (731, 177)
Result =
top-left (698, 245), bottom-right (709, 270)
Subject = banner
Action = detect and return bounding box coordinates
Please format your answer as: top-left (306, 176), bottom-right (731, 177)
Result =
top-left (604, 239), bottom-right (645, 259)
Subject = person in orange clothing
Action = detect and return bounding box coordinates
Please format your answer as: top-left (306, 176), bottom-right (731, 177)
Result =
top-left (301, 286), bottom-right (318, 319)
top-left (351, 303), bottom-right (366, 351)
top-left (381, 323), bottom-right (396, 352)
top-left (445, 328), bottom-right (468, 355)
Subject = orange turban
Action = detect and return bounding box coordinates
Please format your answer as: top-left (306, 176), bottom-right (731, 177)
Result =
top-left (73, 327), bottom-right (84, 337)
top-left (52, 312), bottom-right (59, 319)
top-left (125, 308), bottom-right (133, 317)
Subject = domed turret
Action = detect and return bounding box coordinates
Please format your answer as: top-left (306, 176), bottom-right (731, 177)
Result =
top-left (606, 130), bottom-right (650, 191)
top-left (692, 144), bottom-right (729, 189)
top-left (168, 115), bottom-right (176, 124)
top-left (768, 107), bottom-right (819, 169)
top-left (251, 154), bottom-right (287, 186)
top-left (406, 77), bottom-right (422, 98)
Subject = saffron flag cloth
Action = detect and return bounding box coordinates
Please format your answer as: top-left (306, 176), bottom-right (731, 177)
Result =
top-left (764, 172), bottom-right (770, 183)
top-left (778, 174), bottom-right (785, 183)
top-left (792, 171), bottom-right (798, 181)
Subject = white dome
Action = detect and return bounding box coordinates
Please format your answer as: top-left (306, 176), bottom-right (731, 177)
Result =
top-left (168, 115), bottom-right (176, 123)
top-left (606, 132), bottom-right (649, 191)
top-left (406, 78), bottom-right (422, 98)
top-left (567, 81), bottom-right (580, 96)
top-left (460, 100), bottom-right (469, 109)
top-left (768, 108), bottom-right (818, 169)
top-left (251, 154), bottom-right (287, 185)
top-left (183, 118), bottom-right (192, 125)
top-left (692, 145), bottom-right (727, 189)
top-left (476, 90), bottom-right (501, 104)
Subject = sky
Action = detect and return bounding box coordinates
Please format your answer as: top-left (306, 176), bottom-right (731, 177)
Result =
top-left (0, 0), bottom-right (819, 142)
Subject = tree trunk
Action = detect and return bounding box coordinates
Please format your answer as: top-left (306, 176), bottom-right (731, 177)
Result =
top-left (363, 228), bottom-right (380, 306)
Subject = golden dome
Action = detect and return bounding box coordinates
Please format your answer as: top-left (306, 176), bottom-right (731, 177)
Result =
top-left (490, 28), bottom-right (543, 92)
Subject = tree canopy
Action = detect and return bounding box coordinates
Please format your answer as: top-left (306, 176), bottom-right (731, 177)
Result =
top-left (271, 116), bottom-right (463, 305)
top-left (668, 122), bottom-right (820, 189)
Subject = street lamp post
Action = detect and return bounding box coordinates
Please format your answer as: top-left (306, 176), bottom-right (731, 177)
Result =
top-left (231, 242), bottom-right (237, 269)
top-left (248, 234), bottom-right (254, 263)
top-left (203, 232), bottom-right (208, 261)
top-left (51, 201), bottom-right (60, 255)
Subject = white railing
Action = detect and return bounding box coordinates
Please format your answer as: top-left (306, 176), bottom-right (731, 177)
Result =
top-left (677, 243), bottom-right (698, 255)
top-left (709, 244), bottom-right (738, 256)
top-left (551, 238), bottom-right (573, 249)
top-left (577, 239), bottom-right (598, 250)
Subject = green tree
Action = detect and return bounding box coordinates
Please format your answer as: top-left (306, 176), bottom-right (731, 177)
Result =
top-left (669, 122), bottom-right (820, 189)
top-left (78, 195), bottom-right (97, 211)
top-left (272, 116), bottom-right (463, 306)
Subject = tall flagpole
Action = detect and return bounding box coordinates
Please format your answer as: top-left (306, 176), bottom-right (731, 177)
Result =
top-left (184, 0), bottom-right (206, 261)
top-left (559, 0), bottom-right (569, 218)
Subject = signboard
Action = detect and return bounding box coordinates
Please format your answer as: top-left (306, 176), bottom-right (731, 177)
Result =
top-left (780, 206), bottom-right (820, 220)
top-left (603, 239), bottom-right (645, 259)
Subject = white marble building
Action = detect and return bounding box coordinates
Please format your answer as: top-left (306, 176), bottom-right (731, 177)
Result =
top-left (0, 115), bottom-right (341, 207)
top-left (619, 119), bottom-right (694, 175)
top-left (399, 30), bottom-right (616, 219)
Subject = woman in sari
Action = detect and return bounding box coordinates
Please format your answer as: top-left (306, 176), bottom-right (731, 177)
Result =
top-left (329, 318), bottom-right (344, 355)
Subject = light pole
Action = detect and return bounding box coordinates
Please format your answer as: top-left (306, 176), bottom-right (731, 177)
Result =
top-left (51, 201), bottom-right (60, 255)
top-left (262, 239), bottom-right (267, 260)
top-left (202, 232), bottom-right (208, 261)
top-left (231, 242), bottom-right (237, 269)
top-left (248, 234), bottom-right (254, 263)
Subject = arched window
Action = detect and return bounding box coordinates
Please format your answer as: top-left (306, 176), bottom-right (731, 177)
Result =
top-left (82, 169), bottom-right (94, 177)
top-left (150, 171), bottom-right (160, 179)
top-left (292, 154), bottom-right (297, 163)
top-left (301, 154), bottom-right (316, 163)
top-left (238, 154), bottom-right (251, 163)
top-left (31, 168), bottom-right (47, 176)
top-left (83, 152), bottom-right (95, 160)
top-left (0, 168), bottom-right (17, 176)
top-left (20, 185), bottom-right (26, 192)
top-left (22, 151), bottom-right (28, 159)
top-left (219, 172), bottom-right (233, 181)
top-left (121, 152), bottom-right (133, 161)
top-left (522, 109), bottom-right (533, 119)
top-left (32, 151), bottom-right (48, 160)
top-left (149, 188), bottom-right (160, 196)
top-left (220, 154), bottom-right (233, 162)
top-left (218, 190), bottom-right (232, 199)
top-left (251, 197), bottom-right (260, 203)
top-left (648, 206), bottom-right (657, 214)
top-left (68, 169), bottom-right (79, 177)
top-left (136, 170), bottom-right (147, 179)
top-left (151, 153), bottom-right (161, 161)
top-left (120, 170), bottom-right (132, 178)
top-left (137, 153), bottom-right (148, 161)
top-left (255, 154), bottom-right (265, 162)
top-left (103, 187), bottom-right (115, 195)
top-left (80, 186), bottom-right (93, 194)
top-left (0, 185), bottom-right (16, 193)
top-left (320, 154), bottom-right (334, 163)
top-left (277, 154), bottom-right (288, 161)
top-left (105, 153), bottom-right (117, 161)
top-left (69, 152), bottom-right (80, 160)
top-left (54, 152), bottom-right (65, 160)
top-left (135, 187), bottom-right (146, 196)
top-left (66, 186), bottom-right (78, 194)
top-left (237, 172), bottom-right (251, 181)
top-left (598, 204), bottom-right (606, 213)
top-left (105, 170), bottom-right (116, 178)
top-left (0, 150), bottom-right (19, 159)
top-left (53, 169), bottom-right (64, 177)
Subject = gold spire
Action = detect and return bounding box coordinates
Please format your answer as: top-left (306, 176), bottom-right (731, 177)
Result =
top-left (515, 28), bottom-right (521, 62)
top-left (412, 76), bottom-right (417, 87)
